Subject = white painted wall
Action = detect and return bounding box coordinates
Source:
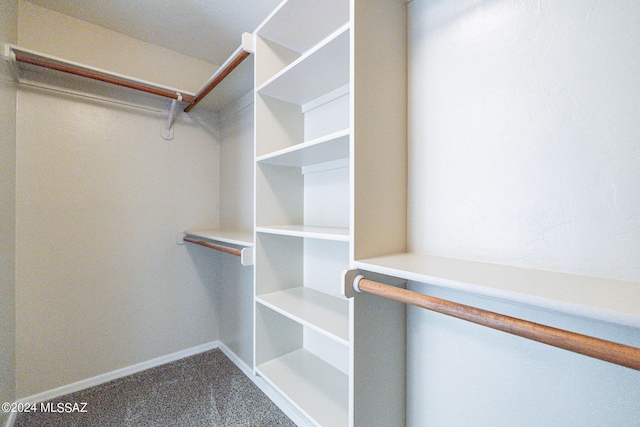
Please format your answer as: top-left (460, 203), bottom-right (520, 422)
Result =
top-left (407, 282), bottom-right (640, 426)
top-left (15, 84), bottom-right (222, 398)
top-left (14, 5), bottom-right (223, 397)
top-left (216, 93), bottom-right (255, 367)
top-left (219, 93), bottom-right (254, 235)
top-left (408, 0), bottom-right (640, 282)
top-left (0, 0), bottom-right (18, 420)
top-left (18, 1), bottom-right (217, 94)
top-left (407, 1), bottom-right (640, 425)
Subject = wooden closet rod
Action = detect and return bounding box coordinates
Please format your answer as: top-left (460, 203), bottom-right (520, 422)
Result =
top-left (183, 236), bottom-right (242, 257)
top-left (13, 51), bottom-right (196, 104)
top-left (353, 276), bottom-right (640, 371)
top-left (183, 48), bottom-right (251, 113)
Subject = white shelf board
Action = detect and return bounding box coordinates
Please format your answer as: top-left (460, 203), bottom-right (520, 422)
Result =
top-left (256, 225), bottom-right (349, 242)
top-left (190, 54), bottom-right (254, 113)
top-left (184, 229), bottom-right (254, 247)
top-left (257, 287), bottom-right (349, 344)
top-left (257, 25), bottom-right (349, 105)
top-left (354, 252), bottom-right (640, 329)
top-left (256, 129), bottom-right (349, 168)
top-left (5, 44), bottom-right (197, 98)
top-left (257, 349), bottom-right (349, 427)
top-left (255, 0), bottom-right (349, 54)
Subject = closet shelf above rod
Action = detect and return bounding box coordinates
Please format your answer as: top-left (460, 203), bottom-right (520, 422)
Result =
top-left (184, 236), bottom-right (242, 256)
top-left (4, 44), bottom-right (196, 104)
top-left (183, 44), bottom-right (252, 113)
top-left (181, 230), bottom-right (254, 266)
top-left (343, 270), bottom-right (640, 371)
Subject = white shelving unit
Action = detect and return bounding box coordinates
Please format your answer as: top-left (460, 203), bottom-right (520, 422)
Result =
top-left (253, 1), bottom-right (351, 425)
top-left (253, 1), bottom-right (407, 426)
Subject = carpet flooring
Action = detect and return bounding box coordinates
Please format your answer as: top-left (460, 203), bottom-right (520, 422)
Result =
top-left (13, 349), bottom-right (295, 427)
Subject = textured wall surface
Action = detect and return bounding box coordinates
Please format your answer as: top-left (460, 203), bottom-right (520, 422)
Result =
top-left (217, 95), bottom-right (254, 367)
top-left (408, 0), bottom-right (640, 282)
top-left (15, 85), bottom-right (222, 397)
top-left (407, 280), bottom-right (640, 426)
top-left (407, 1), bottom-right (640, 425)
top-left (0, 0), bottom-right (18, 419)
top-left (14, 4), bottom-right (223, 397)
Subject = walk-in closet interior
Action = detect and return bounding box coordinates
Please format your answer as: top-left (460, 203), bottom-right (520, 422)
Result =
top-left (1, 1), bottom-right (639, 426)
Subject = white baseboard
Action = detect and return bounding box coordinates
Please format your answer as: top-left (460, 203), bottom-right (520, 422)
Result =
top-left (6, 340), bottom-right (312, 427)
top-left (14, 341), bottom-right (219, 406)
top-left (3, 412), bottom-right (16, 427)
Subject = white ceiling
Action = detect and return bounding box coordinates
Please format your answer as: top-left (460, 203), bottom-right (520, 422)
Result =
top-left (26, 0), bottom-right (283, 66)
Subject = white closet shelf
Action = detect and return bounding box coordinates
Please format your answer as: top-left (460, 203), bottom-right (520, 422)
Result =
top-left (184, 229), bottom-right (253, 247)
top-left (256, 129), bottom-right (349, 168)
top-left (5, 43), bottom-right (253, 115)
top-left (185, 47), bottom-right (253, 113)
top-left (354, 252), bottom-right (640, 329)
top-left (183, 229), bottom-right (254, 266)
top-left (256, 349), bottom-right (349, 427)
top-left (256, 225), bottom-right (349, 242)
top-left (4, 44), bottom-right (196, 103)
top-left (257, 287), bottom-right (349, 344)
top-left (255, 0), bottom-right (349, 55)
top-left (256, 24), bottom-right (350, 105)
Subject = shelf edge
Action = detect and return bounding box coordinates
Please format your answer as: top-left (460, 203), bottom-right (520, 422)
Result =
top-left (255, 23), bottom-right (350, 95)
top-left (184, 229), bottom-right (254, 247)
top-left (256, 128), bottom-right (350, 164)
top-left (256, 226), bottom-right (350, 242)
top-left (256, 293), bottom-right (350, 345)
top-left (354, 253), bottom-right (640, 329)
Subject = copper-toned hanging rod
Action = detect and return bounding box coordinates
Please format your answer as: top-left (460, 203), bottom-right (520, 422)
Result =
top-left (183, 236), bottom-right (242, 257)
top-left (183, 48), bottom-right (251, 113)
top-left (352, 276), bottom-right (640, 371)
top-left (13, 51), bottom-right (196, 104)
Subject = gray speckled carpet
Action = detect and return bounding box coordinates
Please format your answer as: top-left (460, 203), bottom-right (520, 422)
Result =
top-left (14, 349), bottom-right (295, 427)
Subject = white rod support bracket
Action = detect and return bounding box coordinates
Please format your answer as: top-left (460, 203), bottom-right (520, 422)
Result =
top-left (241, 247), bottom-right (254, 266)
top-left (162, 93), bottom-right (182, 140)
